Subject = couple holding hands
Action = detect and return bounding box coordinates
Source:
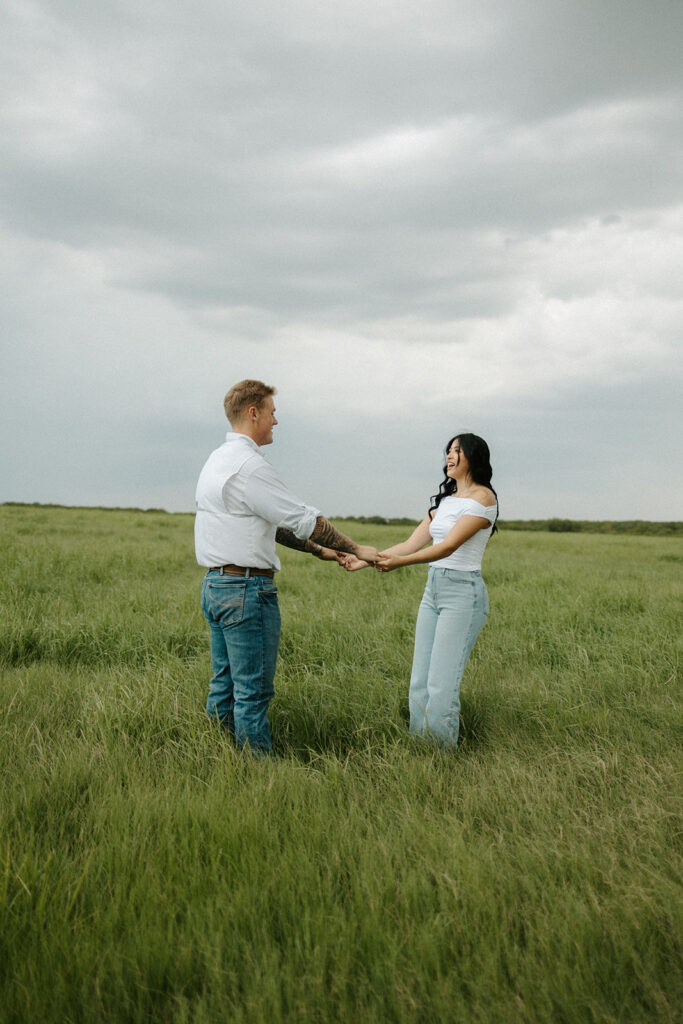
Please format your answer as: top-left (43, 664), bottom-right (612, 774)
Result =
top-left (195, 380), bottom-right (498, 756)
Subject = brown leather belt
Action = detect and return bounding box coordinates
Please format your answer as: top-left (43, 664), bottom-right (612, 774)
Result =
top-left (208, 563), bottom-right (275, 579)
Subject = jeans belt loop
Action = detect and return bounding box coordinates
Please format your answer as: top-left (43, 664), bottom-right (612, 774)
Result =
top-left (244, 568), bottom-right (251, 579)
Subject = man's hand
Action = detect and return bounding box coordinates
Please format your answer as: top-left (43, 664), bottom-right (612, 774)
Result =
top-left (317, 547), bottom-right (346, 563)
top-left (340, 554), bottom-right (369, 571)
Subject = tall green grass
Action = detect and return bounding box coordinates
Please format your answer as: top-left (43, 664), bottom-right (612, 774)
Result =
top-left (0, 505), bottom-right (681, 1023)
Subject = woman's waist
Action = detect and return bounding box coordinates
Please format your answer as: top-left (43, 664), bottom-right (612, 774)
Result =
top-left (428, 564), bottom-right (484, 579)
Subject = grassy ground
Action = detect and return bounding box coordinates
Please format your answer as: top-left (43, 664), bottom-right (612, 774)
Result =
top-left (0, 505), bottom-right (681, 1023)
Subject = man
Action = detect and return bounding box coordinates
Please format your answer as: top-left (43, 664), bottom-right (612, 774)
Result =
top-left (194, 379), bottom-right (380, 755)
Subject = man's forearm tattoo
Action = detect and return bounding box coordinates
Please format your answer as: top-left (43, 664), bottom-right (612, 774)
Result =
top-left (310, 516), bottom-right (356, 555)
top-left (275, 527), bottom-right (308, 552)
top-left (276, 527), bottom-right (322, 556)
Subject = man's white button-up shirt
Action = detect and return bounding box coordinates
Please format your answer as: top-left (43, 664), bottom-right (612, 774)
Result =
top-left (194, 433), bottom-right (320, 571)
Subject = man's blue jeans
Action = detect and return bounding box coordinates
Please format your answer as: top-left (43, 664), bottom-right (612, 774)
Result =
top-left (409, 567), bottom-right (489, 747)
top-left (200, 570), bottom-right (281, 753)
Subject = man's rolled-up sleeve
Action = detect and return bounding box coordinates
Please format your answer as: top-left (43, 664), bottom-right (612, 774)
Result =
top-left (244, 464), bottom-right (320, 540)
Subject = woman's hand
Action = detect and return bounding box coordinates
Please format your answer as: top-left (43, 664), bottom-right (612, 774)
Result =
top-left (375, 553), bottom-right (406, 573)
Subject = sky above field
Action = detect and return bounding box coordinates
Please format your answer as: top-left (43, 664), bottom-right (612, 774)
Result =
top-left (1, 0), bottom-right (681, 521)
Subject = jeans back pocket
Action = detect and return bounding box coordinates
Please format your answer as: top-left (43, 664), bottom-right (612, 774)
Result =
top-left (207, 582), bottom-right (246, 628)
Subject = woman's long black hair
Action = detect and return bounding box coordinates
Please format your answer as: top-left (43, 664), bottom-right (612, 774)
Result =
top-left (429, 432), bottom-right (499, 533)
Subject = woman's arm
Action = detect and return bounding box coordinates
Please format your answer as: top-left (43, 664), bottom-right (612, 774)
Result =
top-left (380, 515), bottom-right (433, 557)
top-left (342, 515), bottom-right (432, 571)
top-left (376, 515), bottom-right (490, 571)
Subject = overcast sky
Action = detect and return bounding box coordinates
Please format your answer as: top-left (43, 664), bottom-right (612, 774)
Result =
top-left (1, 0), bottom-right (681, 521)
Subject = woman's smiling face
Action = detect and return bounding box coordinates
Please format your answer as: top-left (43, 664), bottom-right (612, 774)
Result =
top-left (446, 438), bottom-right (468, 479)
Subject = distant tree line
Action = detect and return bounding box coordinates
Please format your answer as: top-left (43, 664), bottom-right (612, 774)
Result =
top-left (500, 519), bottom-right (681, 536)
top-left (339, 514), bottom-right (682, 537)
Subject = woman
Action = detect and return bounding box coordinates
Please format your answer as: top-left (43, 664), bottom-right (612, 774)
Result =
top-left (345, 433), bottom-right (498, 747)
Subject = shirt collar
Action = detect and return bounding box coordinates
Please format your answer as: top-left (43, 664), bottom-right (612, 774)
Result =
top-left (225, 431), bottom-right (259, 451)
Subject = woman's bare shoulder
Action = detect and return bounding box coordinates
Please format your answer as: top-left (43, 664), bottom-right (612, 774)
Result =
top-left (470, 486), bottom-right (497, 507)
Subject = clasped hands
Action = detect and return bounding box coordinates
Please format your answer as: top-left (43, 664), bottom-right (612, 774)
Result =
top-left (317, 545), bottom-right (402, 572)
top-left (339, 548), bottom-right (402, 573)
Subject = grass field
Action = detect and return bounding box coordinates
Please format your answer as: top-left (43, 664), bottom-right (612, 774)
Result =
top-left (0, 505), bottom-right (681, 1023)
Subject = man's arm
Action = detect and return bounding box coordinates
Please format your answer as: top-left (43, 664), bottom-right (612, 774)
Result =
top-left (275, 527), bottom-right (339, 561)
top-left (244, 465), bottom-right (380, 563)
top-left (309, 516), bottom-right (381, 564)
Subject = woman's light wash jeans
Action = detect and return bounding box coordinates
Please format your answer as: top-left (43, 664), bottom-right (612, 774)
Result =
top-left (201, 570), bottom-right (281, 754)
top-left (409, 566), bottom-right (489, 747)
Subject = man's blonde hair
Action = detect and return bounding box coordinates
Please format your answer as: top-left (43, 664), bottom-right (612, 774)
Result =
top-left (224, 379), bottom-right (276, 425)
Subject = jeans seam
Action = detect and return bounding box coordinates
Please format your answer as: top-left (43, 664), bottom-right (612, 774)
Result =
top-left (256, 586), bottom-right (266, 697)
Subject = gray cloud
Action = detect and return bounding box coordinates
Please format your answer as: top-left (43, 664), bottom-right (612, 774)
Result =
top-left (1, 0), bottom-right (681, 517)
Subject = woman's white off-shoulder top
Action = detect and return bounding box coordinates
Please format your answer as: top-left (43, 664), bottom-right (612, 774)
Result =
top-left (429, 496), bottom-right (497, 571)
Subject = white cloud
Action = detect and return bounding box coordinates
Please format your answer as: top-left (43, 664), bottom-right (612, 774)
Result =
top-left (306, 124), bottom-right (448, 180)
